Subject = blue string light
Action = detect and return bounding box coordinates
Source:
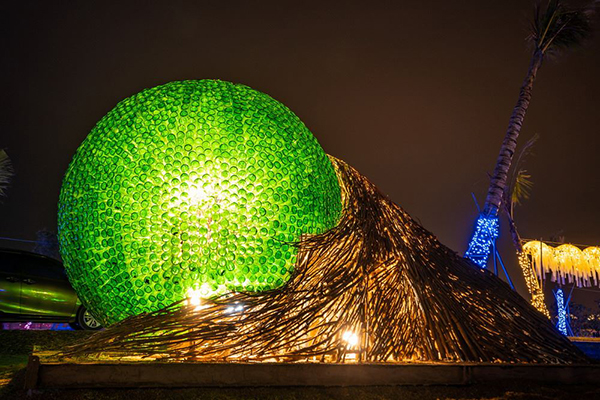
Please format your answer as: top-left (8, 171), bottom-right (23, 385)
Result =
top-left (555, 288), bottom-right (568, 336)
top-left (465, 214), bottom-right (499, 269)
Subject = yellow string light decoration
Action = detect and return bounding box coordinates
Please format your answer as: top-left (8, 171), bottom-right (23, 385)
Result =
top-left (522, 240), bottom-right (555, 281)
top-left (522, 241), bottom-right (600, 288)
top-left (583, 247), bottom-right (600, 282)
top-left (517, 251), bottom-right (550, 317)
top-left (555, 245), bottom-right (591, 287)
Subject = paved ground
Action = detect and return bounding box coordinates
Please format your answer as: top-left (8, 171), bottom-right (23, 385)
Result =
top-left (4, 378), bottom-right (599, 400)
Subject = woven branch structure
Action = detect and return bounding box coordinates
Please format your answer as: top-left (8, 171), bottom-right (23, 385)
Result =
top-left (61, 158), bottom-right (587, 363)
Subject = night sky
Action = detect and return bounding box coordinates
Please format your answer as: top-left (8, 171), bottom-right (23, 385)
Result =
top-left (1, 1), bottom-right (599, 302)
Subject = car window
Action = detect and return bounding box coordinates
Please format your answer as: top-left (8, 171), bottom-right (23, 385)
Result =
top-left (0, 251), bottom-right (66, 280)
top-left (0, 252), bottom-right (23, 275)
top-left (24, 258), bottom-right (66, 280)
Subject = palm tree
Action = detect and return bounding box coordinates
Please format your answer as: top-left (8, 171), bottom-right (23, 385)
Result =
top-left (0, 149), bottom-right (13, 199)
top-left (502, 135), bottom-right (550, 317)
top-left (465, 0), bottom-right (596, 269)
top-left (503, 135), bottom-right (538, 251)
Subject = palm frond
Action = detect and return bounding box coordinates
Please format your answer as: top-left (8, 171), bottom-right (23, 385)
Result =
top-left (530, 0), bottom-right (597, 56)
top-left (0, 149), bottom-right (14, 198)
top-left (513, 133), bottom-right (539, 171)
top-left (512, 169), bottom-right (534, 207)
top-left (504, 134), bottom-right (539, 214)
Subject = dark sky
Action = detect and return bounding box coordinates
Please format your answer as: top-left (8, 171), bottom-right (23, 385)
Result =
top-left (1, 1), bottom-right (599, 303)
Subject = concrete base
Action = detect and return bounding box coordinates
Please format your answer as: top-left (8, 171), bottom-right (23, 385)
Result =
top-left (24, 356), bottom-right (600, 390)
top-left (571, 337), bottom-right (600, 361)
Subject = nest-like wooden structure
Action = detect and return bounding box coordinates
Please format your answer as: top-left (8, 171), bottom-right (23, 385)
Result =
top-left (62, 158), bottom-right (587, 363)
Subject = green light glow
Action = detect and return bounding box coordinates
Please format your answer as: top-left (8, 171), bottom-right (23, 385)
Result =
top-left (58, 80), bottom-right (342, 325)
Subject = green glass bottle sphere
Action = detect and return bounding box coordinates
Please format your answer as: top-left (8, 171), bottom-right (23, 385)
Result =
top-left (58, 80), bottom-right (341, 325)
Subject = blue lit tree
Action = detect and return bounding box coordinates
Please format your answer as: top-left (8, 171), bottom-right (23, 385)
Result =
top-left (465, 0), bottom-right (595, 269)
top-left (554, 288), bottom-right (570, 335)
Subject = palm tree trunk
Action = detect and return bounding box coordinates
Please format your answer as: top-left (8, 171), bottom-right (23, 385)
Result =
top-left (482, 50), bottom-right (544, 217)
top-left (465, 50), bottom-right (544, 269)
top-left (504, 205), bottom-right (550, 317)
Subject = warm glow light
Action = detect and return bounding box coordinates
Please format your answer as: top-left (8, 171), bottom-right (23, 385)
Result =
top-left (188, 183), bottom-right (213, 205)
top-left (186, 289), bottom-right (209, 311)
top-left (342, 330), bottom-right (359, 348)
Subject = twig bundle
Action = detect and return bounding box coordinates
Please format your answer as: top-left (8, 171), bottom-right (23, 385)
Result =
top-left (61, 158), bottom-right (587, 363)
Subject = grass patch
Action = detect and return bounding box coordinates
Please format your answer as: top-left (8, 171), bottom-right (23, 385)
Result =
top-left (0, 330), bottom-right (91, 398)
top-left (0, 354), bottom-right (27, 383)
top-left (0, 330), bottom-right (93, 355)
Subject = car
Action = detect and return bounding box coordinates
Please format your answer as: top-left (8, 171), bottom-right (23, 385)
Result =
top-left (0, 248), bottom-right (102, 330)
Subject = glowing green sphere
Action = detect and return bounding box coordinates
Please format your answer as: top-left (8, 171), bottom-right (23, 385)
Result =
top-left (58, 80), bottom-right (341, 325)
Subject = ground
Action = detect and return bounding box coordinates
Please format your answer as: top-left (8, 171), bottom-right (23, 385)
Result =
top-left (0, 331), bottom-right (598, 400)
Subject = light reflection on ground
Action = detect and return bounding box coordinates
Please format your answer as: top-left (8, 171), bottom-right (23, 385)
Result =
top-left (1, 323), bottom-right (72, 330)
